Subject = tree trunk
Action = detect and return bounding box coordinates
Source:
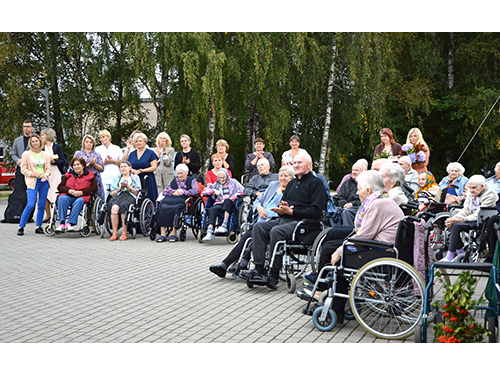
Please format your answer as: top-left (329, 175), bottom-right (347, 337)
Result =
top-left (318, 34), bottom-right (336, 177)
top-left (47, 33), bottom-right (64, 148)
top-left (204, 96), bottom-right (216, 176)
top-left (447, 32), bottom-right (455, 89)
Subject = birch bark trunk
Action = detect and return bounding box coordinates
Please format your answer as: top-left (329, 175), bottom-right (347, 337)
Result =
top-left (447, 32), bottom-right (455, 89)
top-left (204, 96), bottom-right (216, 176)
top-left (318, 35), bottom-right (337, 176)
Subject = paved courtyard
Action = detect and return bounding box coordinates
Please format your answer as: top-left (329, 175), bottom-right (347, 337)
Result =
top-left (0, 198), bottom-right (423, 345)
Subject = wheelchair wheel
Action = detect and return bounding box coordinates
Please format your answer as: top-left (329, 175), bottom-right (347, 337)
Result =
top-left (310, 228), bottom-right (330, 273)
top-left (238, 199), bottom-right (252, 234)
top-left (349, 258), bottom-right (424, 340)
top-left (44, 223), bottom-right (56, 236)
top-left (80, 225), bottom-right (92, 237)
top-left (92, 196), bottom-right (104, 235)
top-left (312, 306), bottom-right (337, 332)
top-left (286, 271), bottom-right (296, 293)
top-left (139, 198), bottom-right (154, 236)
top-left (191, 197), bottom-right (205, 239)
top-left (227, 231), bottom-right (239, 244)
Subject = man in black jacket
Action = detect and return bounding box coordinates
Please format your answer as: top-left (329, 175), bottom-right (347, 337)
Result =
top-left (248, 152), bottom-right (326, 290)
top-left (336, 160), bottom-right (365, 227)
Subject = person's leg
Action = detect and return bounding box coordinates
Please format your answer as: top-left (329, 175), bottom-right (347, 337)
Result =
top-left (57, 195), bottom-right (73, 226)
top-left (250, 220), bottom-right (280, 274)
top-left (67, 197), bottom-right (85, 226)
top-left (268, 220), bottom-right (300, 279)
top-left (341, 206), bottom-right (357, 228)
top-left (485, 215), bottom-right (499, 262)
top-left (35, 180), bottom-right (49, 228)
top-left (19, 187), bottom-right (37, 229)
top-left (443, 221), bottom-right (476, 260)
top-left (110, 204), bottom-right (120, 238)
top-left (204, 205), bottom-right (222, 240)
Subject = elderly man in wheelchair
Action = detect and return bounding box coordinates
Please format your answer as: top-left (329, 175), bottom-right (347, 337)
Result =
top-left (440, 174), bottom-right (497, 262)
top-left (245, 152), bottom-right (326, 290)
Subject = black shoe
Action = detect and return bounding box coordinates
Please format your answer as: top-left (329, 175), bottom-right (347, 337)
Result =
top-left (209, 264), bottom-right (227, 278)
top-left (266, 275), bottom-right (279, 290)
top-left (17, 227), bottom-right (24, 236)
top-left (35, 227), bottom-right (44, 234)
top-left (227, 263), bottom-right (237, 273)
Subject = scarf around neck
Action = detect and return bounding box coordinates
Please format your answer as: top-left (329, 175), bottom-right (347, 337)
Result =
top-left (354, 190), bottom-right (389, 233)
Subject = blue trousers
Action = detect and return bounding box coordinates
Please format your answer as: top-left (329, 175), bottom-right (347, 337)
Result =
top-left (20, 179), bottom-right (49, 228)
top-left (58, 195), bottom-right (85, 226)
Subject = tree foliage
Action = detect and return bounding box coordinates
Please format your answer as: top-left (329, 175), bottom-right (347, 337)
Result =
top-left (1, 32), bottom-right (499, 184)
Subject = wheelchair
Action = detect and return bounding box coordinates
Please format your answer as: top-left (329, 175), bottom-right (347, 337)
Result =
top-left (196, 195), bottom-right (247, 244)
top-left (149, 194), bottom-right (205, 242)
top-left (44, 192), bottom-right (103, 237)
top-left (302, 216), bottom-right (426, 340)
top-left (241, 218), bottom-right (324, 293)
top-left (98, 187), bottom-right (155, 239)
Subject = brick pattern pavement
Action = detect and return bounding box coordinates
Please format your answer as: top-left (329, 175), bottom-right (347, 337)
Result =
top-left (0, 200), bottom-right (491, 344)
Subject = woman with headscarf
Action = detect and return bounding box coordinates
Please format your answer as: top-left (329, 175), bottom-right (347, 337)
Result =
top-left (415, 171), bottom-right (442, 210)
top-left (201, 168), bottom-right (244, 241)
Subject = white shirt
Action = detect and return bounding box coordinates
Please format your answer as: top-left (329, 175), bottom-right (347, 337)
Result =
top-left (96, 143), bottom-right (123, 184)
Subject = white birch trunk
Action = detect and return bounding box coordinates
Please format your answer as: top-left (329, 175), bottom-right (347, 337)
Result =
top-left (447, 32), bottom-right (455, 89)
top-left (318, 36), bottom-right (337, 176)
top-left (204, 97), bottom-right (216, 176)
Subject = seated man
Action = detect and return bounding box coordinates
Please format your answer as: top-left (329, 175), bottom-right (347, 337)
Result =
top-left (247, 152), bottom-right (326, 289)
top-left (336, 160), bottom-right (365, 227)
top-left (486, 161), bottom-right (500, 195)
top-left (208, 165), bottom-right (295, 278)
top-left (243, 158), bottom-right (278, 199)
top-left (398, 156), bottom-right (420, 192)
top-left (441, 174), bottom-right (497, 262)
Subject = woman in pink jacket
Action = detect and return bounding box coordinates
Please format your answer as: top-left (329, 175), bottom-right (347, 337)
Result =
top-left (17, 134), bottom-right (52, 236)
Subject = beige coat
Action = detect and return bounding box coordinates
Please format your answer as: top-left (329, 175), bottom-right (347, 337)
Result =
top-left (20, 150), bottom-right (52, 189)
top-left (454, 185), bottom-right (498, 222)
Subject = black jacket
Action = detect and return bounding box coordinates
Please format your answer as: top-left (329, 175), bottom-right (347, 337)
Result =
top-left (281, 172), bottom-right (326, 221)
top-left (336, 177), bottom-right (361, 208)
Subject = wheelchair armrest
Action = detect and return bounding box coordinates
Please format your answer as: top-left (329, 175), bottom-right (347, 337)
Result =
top-left (345, 237), bottom-right (394, 249)
top-left (291, 219), bottom-right (322, 242)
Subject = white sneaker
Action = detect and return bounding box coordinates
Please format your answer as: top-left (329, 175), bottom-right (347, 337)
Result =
top-left (56, 224), bottom-right (65, 233)
top-left (203, 232), bottom-right (215, 241)
top-left (66, 224), bottom-right (74, 232)
top-left (214, 226), bottom-right (228, 235)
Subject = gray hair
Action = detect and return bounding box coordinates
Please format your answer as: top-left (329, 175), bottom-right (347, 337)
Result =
top-left (41, 128), bottom-right (55, 142)
top-left (257, 158), bottom-right (270, 166)
top-left (495, 162), bottom-right (500, 172)
top-left (468, 174), bottom-right (485, 187)
top-left (380, 163), bottom-right (406, 187)
top-left (134, 132), bottom-right (148, 143)
top-left (175, 163), bottom-right (189, 174)
top-left (279, 165), bottom-right (295, 179)
top-left (399, 155), bottom-right (412, 166)
top-left (357, 170), bottom-right (386, 192)
top-left (446, 162), bottom-right (465, 175)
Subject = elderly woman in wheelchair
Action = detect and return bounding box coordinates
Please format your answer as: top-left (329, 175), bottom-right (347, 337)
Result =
top-left (299, 170), bottom-right (404, 323)
top-left (107, 160), bottom-right (142, 241)
top-left (209, 165), bottom-right (295, 278)
top-left (155, 163), bottom-right (199, 243)
top-left (56, 156), bottom-right (98, 232)
top-left (440, 174), bottom-right (497, 262)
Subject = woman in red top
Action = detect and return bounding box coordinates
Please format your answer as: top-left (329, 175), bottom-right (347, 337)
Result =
top-left (205, 153), bottom-right (232, 185)
top-left (56, 157), bottom-right (97, 232)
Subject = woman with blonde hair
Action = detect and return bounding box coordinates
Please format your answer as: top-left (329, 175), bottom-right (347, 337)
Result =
top-left (207, 139), bottom-right (235, 176)
top-left (96, 129), bottom-right (123, 199)
top-left (174, 134), bottom-right (201, 177)
top-left (17, 134), bottom-right (52, 235)
top-left (153, 132), bottom-right (175, 193)
top-left (405, 128), bottom-right (430, 174)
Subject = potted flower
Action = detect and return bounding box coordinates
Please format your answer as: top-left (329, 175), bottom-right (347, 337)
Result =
top-left (433, 270), bottom-right (489, 343)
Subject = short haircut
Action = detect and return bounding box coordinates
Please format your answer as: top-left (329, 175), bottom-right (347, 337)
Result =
top-left (446, 162), bottom-right (465, 175)
top-left (28, 134), bottom-right (42, 150)
top-left (216, 139), bottom-right (229, 152)
top-left (70, 156), bottom-right (87, 168)
top-left (156, 132), bottom-right (172, 148)
top-left (119, 160), bottom-right (132, 168)
top-left (289, 134), bottom-right (300, 143)
top-left (211, 153), bottom-right (223, 162)
top-left (468, 174), bottom-right (485, 187)
top-left (399, 155), bottom-right (412, 166)
top-left (495, 162), bottom-right (500, 172)
top-left (23, 119), bottom-right (33, 125)
top-left (134, 132), bottom-right (148, 143)
top-left (279, 165), bottom-right (295, 179)
top-left (254, 137), bottom-right (265, 144)
top-left (175, 163), bottom-right (189, 174)
top-left (40, 128), bottom-right (55, 142)
top-left (180, 134), bottom-right (191, 143)
top-left (357, 170), bottom-right (386, 192)
top-left (381, 163), bottom-right (405, 187)
top-left (99, 130), bottom-right (111, 138)
top-left (257, 158), bottom-right (270, 166)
